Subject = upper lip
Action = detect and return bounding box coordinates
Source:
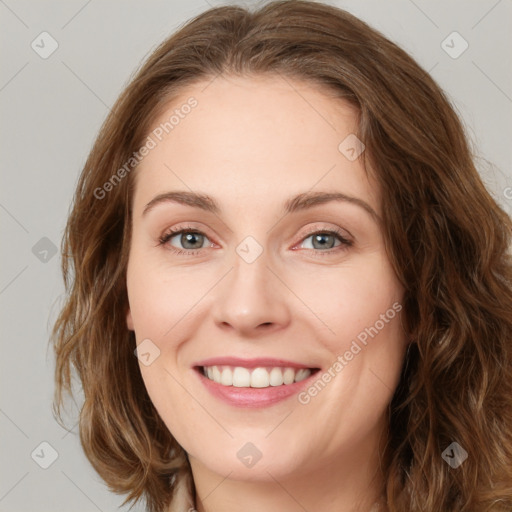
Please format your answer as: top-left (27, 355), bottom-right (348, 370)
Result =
top-left (194, 357), bottom-right (319, 370)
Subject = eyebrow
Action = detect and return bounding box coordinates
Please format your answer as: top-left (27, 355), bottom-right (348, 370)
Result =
top-left (142, 190), bottom-right (380, 222)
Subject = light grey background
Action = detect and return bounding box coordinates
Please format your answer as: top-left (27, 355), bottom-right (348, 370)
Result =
top-left (1, 0), bottom-right (511, 511)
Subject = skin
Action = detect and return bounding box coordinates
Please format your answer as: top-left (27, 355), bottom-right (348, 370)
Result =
top-left (126, 74), bottom-right (408, 512)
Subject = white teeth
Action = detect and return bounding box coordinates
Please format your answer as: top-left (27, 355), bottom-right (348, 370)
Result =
top-left (250, 367), bottom-right (270, 388)
top-left (269, 367), bottom-right (284, 386)
top-left (294, 368), bottom-right (311, 383)
top-left (232, 367), bottom-right (251, 387)
top-left (221, 367), bottom-right (233, 386)
top-left (202, 365), bottom-right (312, 388)
top-left (283, 368), bottom-right (295, 385)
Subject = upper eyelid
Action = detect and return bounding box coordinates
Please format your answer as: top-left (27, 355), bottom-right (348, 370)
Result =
top-left (162, 223), bottom-right (350, 236)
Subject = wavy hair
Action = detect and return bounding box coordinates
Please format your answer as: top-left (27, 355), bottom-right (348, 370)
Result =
top-left (52, 1), bottom-right (512, 511)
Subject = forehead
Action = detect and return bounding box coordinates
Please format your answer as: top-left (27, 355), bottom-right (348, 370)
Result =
top-left (131, 74), bottom-right (378, 216)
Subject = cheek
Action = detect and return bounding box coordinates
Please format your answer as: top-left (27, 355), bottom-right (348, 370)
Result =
top-left (290, 253), bottom-right (404, 353)
top-left (299, 255), bottom-right (406, 426)
top-left (126, 251), bottom-right (196, 438)
top-left (126, 248), bottom-right (208, 340)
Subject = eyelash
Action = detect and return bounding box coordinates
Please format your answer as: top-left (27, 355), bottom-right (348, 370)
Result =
top-left (158, 225), bottom-right (353, 257)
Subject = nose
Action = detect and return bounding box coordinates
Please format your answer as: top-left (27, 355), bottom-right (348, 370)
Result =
top-left (211, 249), bottom-right (291, 338)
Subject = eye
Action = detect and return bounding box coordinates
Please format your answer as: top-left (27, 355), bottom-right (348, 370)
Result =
top-left (297, 228), bottom-right (353, 255)
top-left (158, 226), bottom-right (212, 255)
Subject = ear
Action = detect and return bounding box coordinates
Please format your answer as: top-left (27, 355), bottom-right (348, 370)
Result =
top-left (126, 307), bottom-right (134, 331)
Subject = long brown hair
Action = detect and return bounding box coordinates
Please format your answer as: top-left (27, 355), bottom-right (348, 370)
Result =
top-left (52, 1), bottom-right (512, 511)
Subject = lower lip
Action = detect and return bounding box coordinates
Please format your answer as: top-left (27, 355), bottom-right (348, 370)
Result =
top-left (195, 368), bottom-right (318, 408)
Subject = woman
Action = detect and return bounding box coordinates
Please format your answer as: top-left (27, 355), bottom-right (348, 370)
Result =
top-left (52, 1), bottom-right (512, 511)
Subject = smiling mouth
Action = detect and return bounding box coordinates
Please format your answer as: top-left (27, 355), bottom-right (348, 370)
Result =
top-left (196, 365), bottom-right (321, 388)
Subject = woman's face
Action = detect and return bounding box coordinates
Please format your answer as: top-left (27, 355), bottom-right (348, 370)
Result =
top-left (126, 74), bottom-right (408, 482)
